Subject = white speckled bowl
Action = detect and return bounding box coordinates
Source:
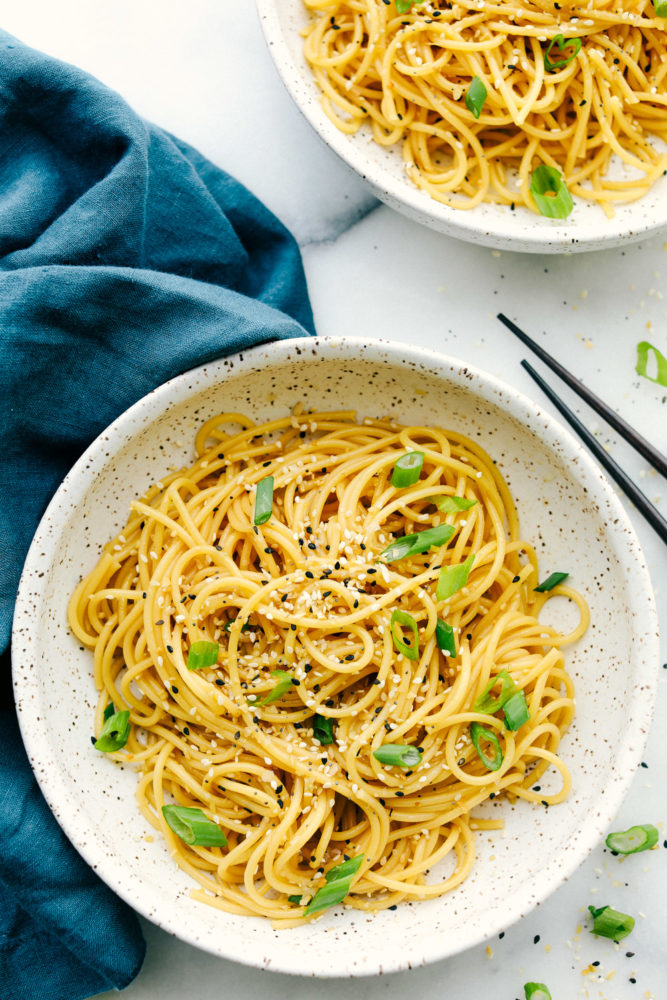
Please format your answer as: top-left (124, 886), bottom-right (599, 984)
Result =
top-left (13, 337), bottom-right (659, 976)
top-left (256, 0), bottom-right (667, 254)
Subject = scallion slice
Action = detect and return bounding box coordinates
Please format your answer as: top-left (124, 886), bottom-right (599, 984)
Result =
top-left (465, 76), bottom-right (487, 119)
top-left (391, 450), bottom-right (425, 488)
top-left (534, 571), bottom-right (569, 592)
top-left (187, 640), bottom-right (219, 671)
top-left (312, 714), bottom-right (334, 745)
top-left (530, 165), bottom-right (574, 219)
top-left (379, 523), bottom-right (455, 563)
top-left (390, 609), bottom-right (419, 661)
top-left (254, 475), bottom-right (274, 526)
top-left (524, 985), bottom-right (552, 1000)
top-left (161, 805), bottom-right (227, 847)
top-left (656, 0), bottom-right (667, 15)
top-left (605, 824), bottom-right (659, 855)
top-left (258, 669), bottom-right (294, 705)
top-left (636, 340), bottom-right (667, 386)
top-left (103, 701), bottom-right (116, 721)
top-left (94, 709), bottom-right (130, 752)
top-left (435, 619), bottom-right (457, 657)
top-left (429, 494), bottom-right (477, 514)
top-left (469, 721), bottom-right (504, 771)
top-left (303, 854), bottom-right (364, 916)
top-left (588, 904), bottom-right (635, 941)
top-left (503, 690), bottom-right (530, 731)
top-left (436, 553), bottom-right (474, 601)
top-left (474, 670), bottom-right (517, 714)
top-left (223, 619), bottom-right (251, 633)
top-left (288, 893), bottom-right (303, 905)
top-left (373, 744), bottom-right (422, 768)
top-left (544, 33), bottom-right (582, 71)
top-left (395, 0), bottom-right (425, 12)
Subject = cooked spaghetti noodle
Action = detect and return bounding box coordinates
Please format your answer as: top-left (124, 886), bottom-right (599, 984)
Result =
top-left (68, 409), bottom-right (588, 925)
top-left (300, 0), bottom-right (667, 215)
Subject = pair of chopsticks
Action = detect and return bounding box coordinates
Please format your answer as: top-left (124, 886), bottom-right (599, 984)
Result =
top-left (497, 313), bottom-right (667, 545)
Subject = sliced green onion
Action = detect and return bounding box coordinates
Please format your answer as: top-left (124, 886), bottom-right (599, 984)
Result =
top-left (469, 721), bottom-right (504, 771)
top-left (94, 709), bottom-right (130, 752)
top-left (435, 619), bottom-right (457, 657)
top-left (636, 340), bottom-right (667, 386)
top-left (474, 670), bottom-right (517, 714)
top-left (436, 553), bottom-right (475, 601)
top-left (390, 609), bottom-right (419, 661)
top-left (544, 33), bottom-right (582, 71)
top-left (524, 985), bottom-right (552, 1000)
top-left (187, 640), bottom-right (219, 671)
top-left (103, 701), bottom-right (116, 721)
top-left (373, 744), bottom-right (422, 768)
top-left (288, 893), bottom-right (303, 905)
top-left (303, 854), bottom-right (364, 916)
top-left (530, 165), bottom-right (574, 219)
top-left (605, 824), bottom-right (659, 855)
top-left (312, 714), bottom-right (335, 745)
top-left (161, 805), bottom-right (227, 847)
top-left (429, 494), bottom-right (477, 514)
top-left (258, 669), bottom-right (294, 705)
top-left (503, 690), bottom-right (530, 731)
top-left (395, 0), bottom-right (425, 12)
top-left (534, 571), bottom-right (569, 592)
top-left (391, 450), bottom-right (424, 488)
top-left (465, 76), bottom-right (487, 119)
top-left (379, 523), bottom-right (455, 563)
top-left (254, 475), bottom-right (274, 526)
top-left (588, 904), bottom-right (635, 942)
top-left (223, 619), bottom-right (251, 633)
top-left (655, 0), bottom-right (667, 17)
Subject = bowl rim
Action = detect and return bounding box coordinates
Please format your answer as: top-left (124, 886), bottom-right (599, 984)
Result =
top-left (12, 335), bottom-right (660, 975)
top-left (256, 0), bottom-right (667, 253)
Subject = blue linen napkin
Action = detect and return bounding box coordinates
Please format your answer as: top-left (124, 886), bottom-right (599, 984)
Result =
top-left (0, 30), bottom-right (314, 1000)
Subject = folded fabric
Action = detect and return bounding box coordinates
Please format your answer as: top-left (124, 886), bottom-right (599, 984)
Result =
top-left (0, 29), bottom-right (314, 1000)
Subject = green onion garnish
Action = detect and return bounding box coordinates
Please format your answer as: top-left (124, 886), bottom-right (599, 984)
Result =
top-left (435, 619), bottom-right (457, 657)
top-left (436, 553), bottom-right (474, 601)
top-left (655, 0), bottom-right (667, 16)
top-left (223, 619), bottom-right (251, 633)
top-left (524, 985), bottom-right (552, 1000)
top-left (254, 475), bottom-right (274, 526)
top-left (588, 904), bottom-right (635, 942)
top-left (390, 609), bottom-right (419, 661)
top-left (465, 76), bottom-right (487, 119)
top-left (534, 571), bottom-right (569, 592)
top-left (636, 340), bottom-right (667, 386)
top-left (379, 524), bottom-right (455, 563)
top-left (303, 854), bottom-right (364, 916)
top-left (395, 0), bottom-right (425, 12)
top-left (530, 165), bottom-right (574, 219)
top-left (373, 744), bottom-right (422, 768)
top-left (429, 495), bottom-right (477, 514)
top-left (258, 669), bottom-right (294, 705)
top-left (103, 701), bottom-right (116, 721)
top-left (605, 824), bottom-right (659, 855)
top-left (94, 709), bottom-right (130, 752)
top-left (503, 689), bottom-right (530, 731)
top-left (161, 805), bottom-right (227, 847)
top-left (187, 640), bottom-right (219, 671)
top-left (391, 450), bottom-right (424, 488)
top-left (469, 721), bottom-right (504, 771)
top-left (288, 893), bottom-right (303, 905)
top-left (312, 714), bottom-right (335, 745)
top-left (544, 33), bottom-right (582, 71)
top-left (474, 670), bottom-right (517, 714)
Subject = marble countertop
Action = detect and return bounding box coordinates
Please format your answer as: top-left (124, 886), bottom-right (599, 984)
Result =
top-left (6, 2), bottom-right (666, 997)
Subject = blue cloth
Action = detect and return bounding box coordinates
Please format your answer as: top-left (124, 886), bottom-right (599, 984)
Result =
top-left (0, 30), bottom-right (314, 1000)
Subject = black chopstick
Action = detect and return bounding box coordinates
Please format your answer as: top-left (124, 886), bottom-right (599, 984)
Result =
top-left (521, 360), bottom-right (667, 545)
top-left (498, 312), bottom-right (667, 478)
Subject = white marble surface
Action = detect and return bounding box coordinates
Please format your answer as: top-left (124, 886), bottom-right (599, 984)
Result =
top-left (5, 2), bottom-right (666, 997)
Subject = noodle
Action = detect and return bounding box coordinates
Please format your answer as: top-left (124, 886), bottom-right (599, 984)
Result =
top-left (300, 0), bottom-right (667, 216)
top-left (68, 408), bottom-right (588, 926)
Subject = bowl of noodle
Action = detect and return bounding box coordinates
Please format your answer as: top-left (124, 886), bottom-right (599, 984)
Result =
top-left (257, 0), bottom-right (667, 253)
top-left (13, 337), bottom-right (658, 975)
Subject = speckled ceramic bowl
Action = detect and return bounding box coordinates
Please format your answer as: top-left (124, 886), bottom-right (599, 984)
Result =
top-left (256, 0), bottom-right (667, 254)
top-left (13, 337), bottom-right (658, 976)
